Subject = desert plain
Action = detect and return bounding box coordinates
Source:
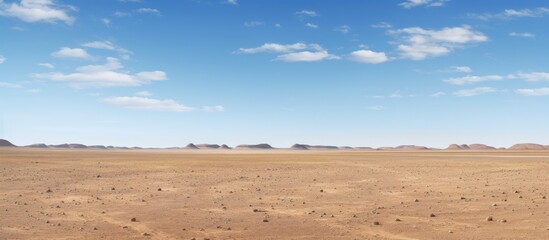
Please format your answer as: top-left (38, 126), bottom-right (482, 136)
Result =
top-left (2, 148), bottom-right (549, 239)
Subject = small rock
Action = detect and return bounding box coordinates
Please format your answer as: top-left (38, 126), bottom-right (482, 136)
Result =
top-left (414, 199), bottom-right (419, 202)
top-left (373, 221), bottom-right (380, 225)
top-left (142, 232), bottom-right (151, 236)
top-left (429, 213), bottom-right (436, 217)
top-left (320, 189), bottom-right (324, 193)
top-left (492, 203), bottom-right (498, 206)
top-left (486, 216), bottom-right (493, 221)
top-left (263, 219), bottom-right (269, 222)
top-left (158, 188), bottom-right (162, 191)
top-left (448, 230), bottom-right (453, 233)
top-left (131, 217), bottom-right (137, 222)
top-left (395, 218), bottom-right (401, 222)
top-left (46, 189), bottom-right (53, 193)
top-left (499, 219), bottom-right (507, 223)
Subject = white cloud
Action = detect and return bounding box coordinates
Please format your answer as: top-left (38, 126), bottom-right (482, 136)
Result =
top-left (135, 91), bottom-right (152, 97)
top-left (244, 21), bottom-right (263, 27)
top-left (0, 81), bottom-right (22, 88)
top-left (444, 75), bottom-right (504, 85)
top-left (101, 18), bottom-right (111, 26)
top-left (449, 66), bottom-right (472, 73)
top-left (276, 50), bottom-right (339, 62)
top-left (516, 88), bottom-right (549, 96)
top-left (38, 63), bottom-right (54, 68)
top-left (238, 42), bottom-right (337, 62)
top-left (114, 11), bottom-right (131, 17)
top-left (104, 96), bottom-right (193, 112)
top-left (371, 22), bottom-right (392, 28)
top-left (399, 0), bottom-right (448, 9)
top-left (0, 0), bottom-right (75, 24)
top-left (509, 32), bottom-right (535, 38)
top-left (514, 72), bottom-right (549, 82)
top-left (136, 8), bottom-right (160, 15)
top-left (295, 10), bottom-right (318, 17)
top-left (35, 57), bottom-right (167, 88)
top-left (335, 25), bottom-right (350, 33)
top-left (368, 105), bottom-right (384, 111)
top-left (349, 50), bottom-right (388, 64)
top-left (82, 41), bottom-right (132, 59)
top-left (237, 43), bottom-right (317, 54)
top-left (51, 47), bottom-right (91, 59)
top-left (471, 7), bottom-right (549, 20)
top-left (305, 22), bottom-right (318, 29)
top-left (454, 87), bottom-right (496, 97)
top-left (431, 91), bottom-right (445, 97)
top-left (0, 55), bottom-right (5, 64)
top-left (203, 105), bottom-right (225, 112)
top-left (26, 88), bottom-right (40, 93)
top-left (390, 25), bottom-right (488, 60)
top-left (226, 0), bottom-right (237, 5)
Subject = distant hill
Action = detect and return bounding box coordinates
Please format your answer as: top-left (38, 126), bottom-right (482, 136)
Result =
top-left (0, 139), bottom-right (16, 147)
top-left (235, 144), bottom-right (273, 149)
top-left (196, 144), bottom-right (220, 149)
top-left (219, 144), bottom-right (232, 149)
top-left (307, 145), bottom-right (339, 150)
top-left (185, 143), bottom-right (199, 149)
top-left (509, 143), bottom-right (547, 150)
top-left (290, 144), bottom-right (309, 150)
top-left (446, 144), bottom-right (470, 150)
top-left (469, 144), bottom-right (496, 150)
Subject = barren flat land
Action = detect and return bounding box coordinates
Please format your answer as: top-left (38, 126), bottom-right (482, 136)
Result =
top-left (2, 148), bottom-right (549, 239)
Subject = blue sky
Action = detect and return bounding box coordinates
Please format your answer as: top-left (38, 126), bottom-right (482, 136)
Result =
top-left (1, 0), bottom-right (549, 148)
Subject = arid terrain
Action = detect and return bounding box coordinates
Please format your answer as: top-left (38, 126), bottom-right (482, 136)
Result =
top-left (2, 148), bottom-right (549, 239)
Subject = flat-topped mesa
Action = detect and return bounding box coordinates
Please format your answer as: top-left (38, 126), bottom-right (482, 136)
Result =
top-left (219, 144), bottom-right (232, 149)
top-left (290, 144), bottom-right (309, 150)
top-left (0, 139), bottom-right (16, 147)
top-left (395, 145), bottom-right (429, 150)
top-left (509, 143), bottom-right (547, 150)
top-left (88, 145), bottom-right (108, 150)
top-left (184, 143), bottom-right (199, 149)
top-left (49, 143), bottom-right (88, 149)
top-left (307, 145), bottom-right (339, 150)
top-left (196, 144), bottom-right (221, 149)
top-left (235, 143), bottom-right (273, 150)
top-left (27, 143), bottom-right (48, 148)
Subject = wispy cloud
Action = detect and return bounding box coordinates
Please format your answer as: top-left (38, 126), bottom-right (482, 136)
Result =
top-left (454, 87), bottom-right (496, 97)
top-left (445, 71), bottom-right (549, 85)
top-left (368, 105), bottom-right (384, 111)
top-left (348, 50), bottom-right (388, 64)
top-left (226, 0), bottom-right (238, 5)
top-left (0, 55), bottom-right (5, 64)
top-left (0, 81), bottom-right (22, 88)
top-left (305, 22), bottom-right (318, 29)
top-left (471, 7), bottom-right (549, 20)
top-left (516, 88), bottom-right (549, 96)
top-left (371, 22), bottom-right (392, 29)
top-left (335, 25), bottom-right (350, 33)
top-left (82, 41), bottom-right (132, 59)
top-left (203, 105), bottom-right (225, 112)
top-left (444, 75), bottom-right (504, 85)
top-left (136, 8), bottom-right (161, 15)
top-left (509, 32), bottom-right (535, 38)
top-left (244, 21), bottom-right (263, 27)
top-left (38, 63), bottom-right (54, 68)
top-left (104, 96), bottom-right (194, 112)
top-left (449, 66), bottom-right (472, 73)
top-left (295, 10), bottom-right (318, 17)
top-left (237, 42), bottom-right (338, 62)
top-left (101, 18), bottom-right (111, 26)
top-left (431, 91), bottom-right (446, 97)
top-left (390, 25), bottom-right (488, 60)
top-left (51, 47), bottom-right (91, 59)
top-left (35, 57), bottom-right (167, 88)
top-left (0, 0), bottom-right (75, 24)
top-left (399, 0), bottom-right (448, 9)
top-left (135, 91), bottom-right (152, 97)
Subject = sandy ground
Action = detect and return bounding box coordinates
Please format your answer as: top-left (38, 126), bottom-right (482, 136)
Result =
top-left (2, 148), bottom-right (549, 239)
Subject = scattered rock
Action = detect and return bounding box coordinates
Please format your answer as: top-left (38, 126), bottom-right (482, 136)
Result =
top-left (486, 216), bottom-right (493, 221)
top-left (131, 217), bottom-right (137, 222)
top-left (373, 221), bottom-right (380, 225)
top-left (429, 213), bottom-right (436, 217)
top-left (142, 232), bottom-right (151, 236)
top-left (395, 218), bottom-right (401, 222)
